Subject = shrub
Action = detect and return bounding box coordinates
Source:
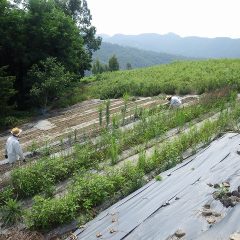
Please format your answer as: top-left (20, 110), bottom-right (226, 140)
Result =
top-left (25, 195), bottom-right (78, 230)
top-left (0, 199), bottom-right (22, 226)
top-left (120, 163), bottom-right (146, 194)
top-left (0, 187), bottom-right (15, 205)
top-left (155, 175), bottom-right (162, 181)
top-left (72, 174), bottom-right (115, 210)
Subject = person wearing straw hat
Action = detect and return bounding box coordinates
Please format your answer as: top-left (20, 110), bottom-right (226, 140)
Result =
top-left (165, 95), bottom-right (182, 109)
top-left (5, 127), bottom-right (25, 165)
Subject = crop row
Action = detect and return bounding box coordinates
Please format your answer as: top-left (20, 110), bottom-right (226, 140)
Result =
top-left (25, 102), bottom-right (240, 230)
top-left (8, 90), bottom-right (235, 198)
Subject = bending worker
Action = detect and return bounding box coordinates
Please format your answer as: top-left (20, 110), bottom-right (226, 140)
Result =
top-left (5, 127), bottom-right (25, 165)
top-left (166, 95), bottom-right (182, 108)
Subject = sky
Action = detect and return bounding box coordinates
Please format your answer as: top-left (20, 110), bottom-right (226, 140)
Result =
top-left (86, 0), bottom-right (240, 38)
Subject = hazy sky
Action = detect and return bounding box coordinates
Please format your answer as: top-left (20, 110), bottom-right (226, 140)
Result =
top-left (87, 0), bottom-right (240, 38)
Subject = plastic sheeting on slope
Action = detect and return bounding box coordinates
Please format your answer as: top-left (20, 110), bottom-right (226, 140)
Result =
top-left (71, 132), bottom-right (240, 240)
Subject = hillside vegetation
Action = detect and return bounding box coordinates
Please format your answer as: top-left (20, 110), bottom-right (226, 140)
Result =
top-left (93, 42), bottom-right (189, 69)
top-left (87, 59), bottom-right (240, 99)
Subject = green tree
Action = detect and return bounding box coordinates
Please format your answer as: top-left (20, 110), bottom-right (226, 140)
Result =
top-left (0, 0), bottom-right (100, 110)
top-left (126, 62), bottom-right (132, 70)
top-left (92, 59), bottom-right (108, 74)
top-left (0, 66), bottom-right (16, 115)
top-left (28, 57), bottom-right (72, 112)
top-left (108, 55), bottom-right (119, 71)
top-left (55, 0), bottom-right (101, 56)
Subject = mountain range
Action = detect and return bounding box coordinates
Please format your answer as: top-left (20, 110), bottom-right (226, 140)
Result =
top-left (99, 33), bottom-right (240, 58)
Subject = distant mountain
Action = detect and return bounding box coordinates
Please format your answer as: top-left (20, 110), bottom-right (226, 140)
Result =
top-left (99, 33), bottom-right (240, 58)
top-left (93, 42), bottom-right (190, 69)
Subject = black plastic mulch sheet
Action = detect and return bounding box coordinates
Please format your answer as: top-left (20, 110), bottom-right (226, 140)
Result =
top-left (72, 132), bottom-right (240, 240)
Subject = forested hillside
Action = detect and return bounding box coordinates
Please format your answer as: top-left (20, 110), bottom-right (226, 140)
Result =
top-left (93, 42), bottom-right (189, 69)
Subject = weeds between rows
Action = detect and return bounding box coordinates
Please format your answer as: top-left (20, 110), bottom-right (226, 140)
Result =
top-left (0, 90), bottom-right (237, 230)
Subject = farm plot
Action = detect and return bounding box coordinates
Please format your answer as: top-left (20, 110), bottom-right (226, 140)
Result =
top-left (0, 89), bottom-right (239, 240)
top-left (0, 97), bottom-right (165, 163)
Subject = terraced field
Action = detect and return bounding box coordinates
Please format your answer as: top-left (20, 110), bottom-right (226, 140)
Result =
top-left (0, 97), bottom-right (158, 158)
top-left (1, 89), bottom-right (240, 240)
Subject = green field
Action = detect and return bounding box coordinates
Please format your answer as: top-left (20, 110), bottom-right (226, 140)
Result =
top-left (86, 59), bottom-right (240, 99)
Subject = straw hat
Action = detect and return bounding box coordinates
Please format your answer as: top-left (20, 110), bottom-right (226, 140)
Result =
top-left (11, 127), bottom-right (22, 136)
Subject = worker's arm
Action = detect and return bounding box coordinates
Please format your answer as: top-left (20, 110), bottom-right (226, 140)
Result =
top-left (13, 141), bottom-right (24, 160)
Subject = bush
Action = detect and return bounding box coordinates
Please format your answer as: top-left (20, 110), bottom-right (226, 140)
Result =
top-left (25, 195), bottom-right (78, 230)
top-left (72, 174), bottom-right (115, 210)
top-left (120, 163), bottom-right (146, 194)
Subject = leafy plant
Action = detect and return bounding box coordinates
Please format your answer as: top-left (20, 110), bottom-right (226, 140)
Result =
top-left (155, 175), bottom-right (162, 181)
top-left (214, 185), bottom-right (229, 199)
top-left (0, 187), bottom-right (15, 205)
top-left (25, 195), bottom-right (78, 230)
top-left (0, 199), bottom-right (22, 226)
top-left (28, 140), bottom-right (38, 154)
top-left (105, 100), bottom-right (111, 128)
top-left (29, 57), bottom-right (72, 111)
top-left (137, 149), bottom-right (147, 172)
top-left (121, 92), bottom-right (130, 125)
top-left (98, 104), bottom-right (104, 127)
top-left (109, 136), bottom-right (119, 165)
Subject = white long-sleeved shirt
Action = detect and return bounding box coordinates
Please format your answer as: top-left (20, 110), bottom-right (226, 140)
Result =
top-left (170, 96), bottom-right (182, 107)
top-left (5, 136), bottom-right (24, 163)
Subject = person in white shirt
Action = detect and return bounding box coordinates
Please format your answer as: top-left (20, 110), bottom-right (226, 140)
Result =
top-left (5, 127), bottom-right (25, 165)
top-left (166, 95), bottom-right (182, 108)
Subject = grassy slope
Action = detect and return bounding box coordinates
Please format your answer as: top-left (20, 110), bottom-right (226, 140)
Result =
top-left (84, 59), bottom-right (240, 99)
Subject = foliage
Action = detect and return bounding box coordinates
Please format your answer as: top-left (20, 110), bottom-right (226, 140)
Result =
top-left (155, 175), bottom-right (162, 181)
top-left (0, 199), bottom-right (22, 226)
top-left (25, 194), bottom-right (78, 230)
top-left (24, 100), bottom-right (240, 230)
top-left (10, 90), bottom-right (232, 198)
top-left (109, 135), bottom-right (119, 165)
top-left (72, 174), bottom-right (115, 210)
top-left (87, 59), bottom-right (240, 99)
top-left (121, 92), bottom-right (130, 125)
top-left (55, 0), bottom-right (101, 55)
top-left (0, 66), bottom-right (16, 115)
top-left (0, 0), bottom-right (99, 111)
top-left (108, 55), bottom-right (119, 71)
top-left (93, 42), bottom-right (187, 69)
top-left (137, 149), bottom-right (147, 172)
top-left (214, 185), bottom-right (229, 199)
top-left (98, 104), bottom-right (103, 126)
top-left (105, 99), bottom-right (110, 127)
top-left (126, 62), bottom-right (132, 70)
top-left (29, 57), bottom-right (72, 110)
top-left (0, 187), bottom-right (15, 205)
top-left (92, 59), bottom-right (108, 74)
